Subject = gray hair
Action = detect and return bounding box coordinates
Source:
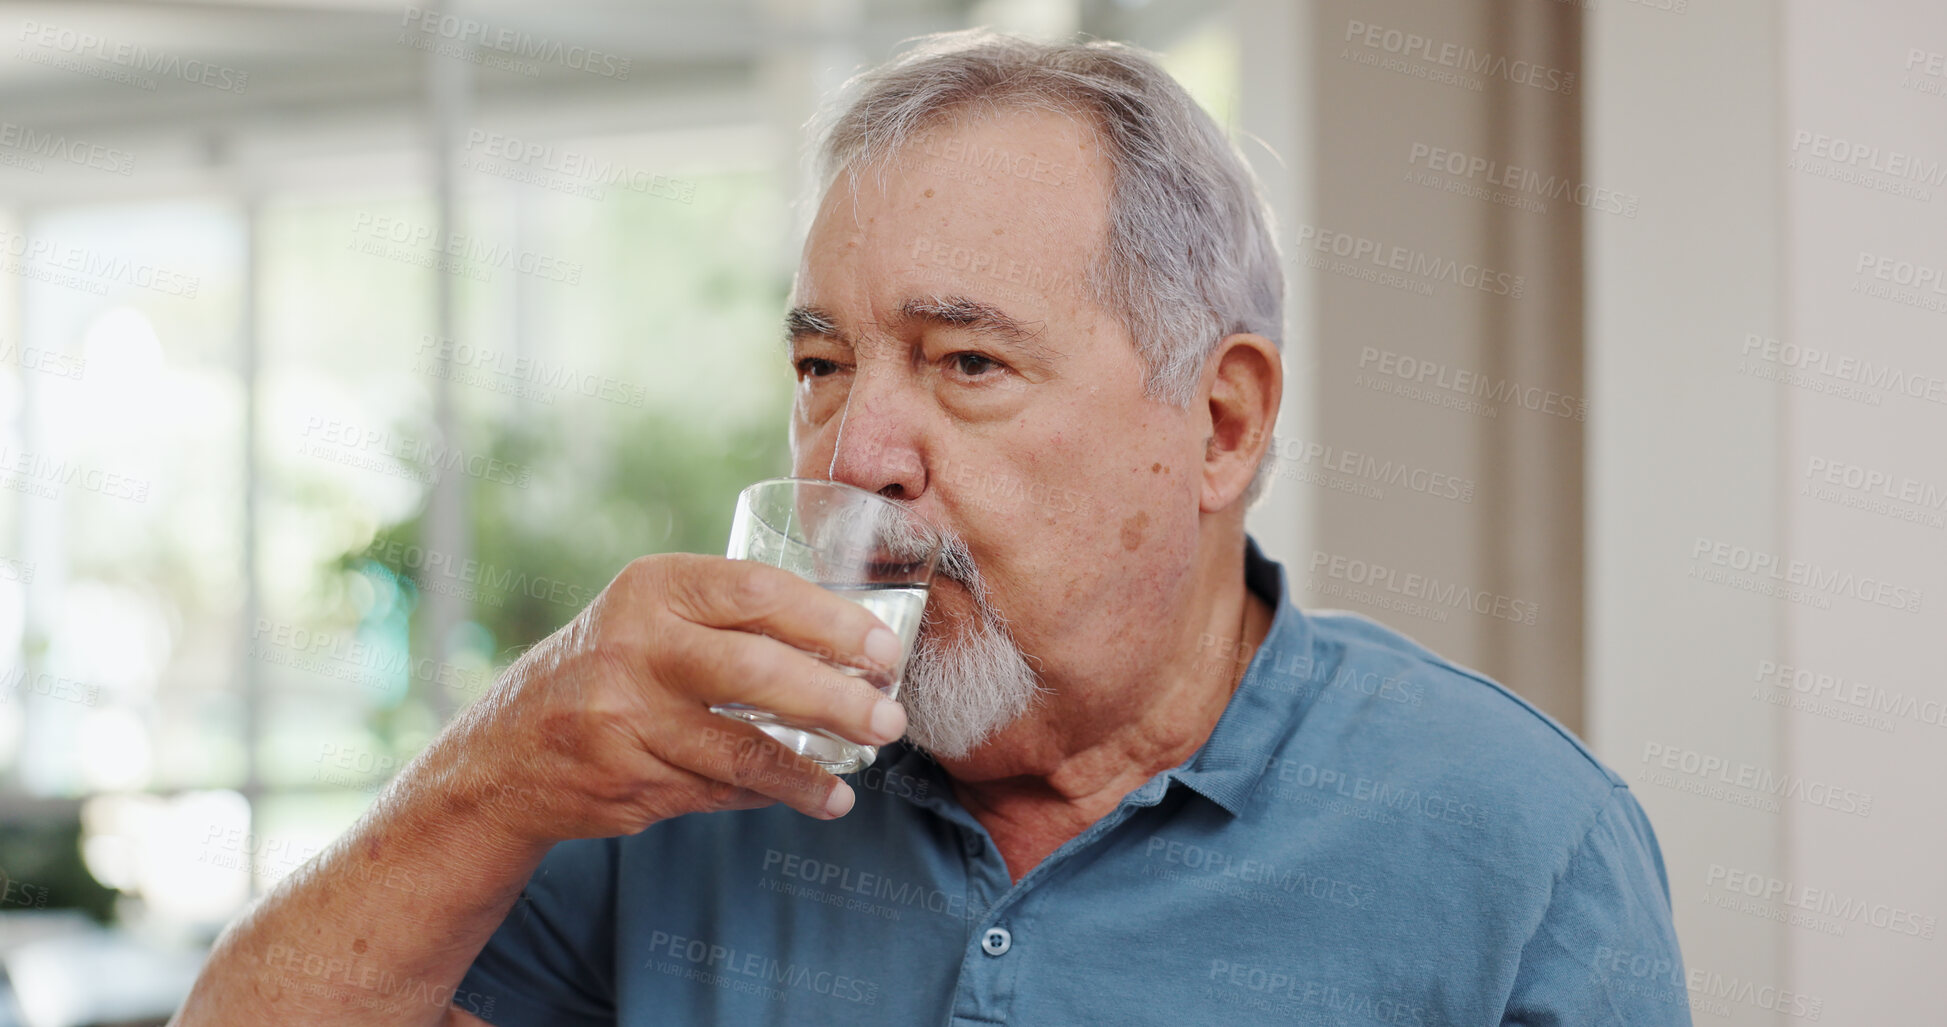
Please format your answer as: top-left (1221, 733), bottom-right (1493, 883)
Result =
top-left (807, 28), bottom-right (1285, 508)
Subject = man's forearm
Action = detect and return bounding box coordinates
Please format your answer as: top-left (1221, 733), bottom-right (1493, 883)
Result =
top-left (172, 550), bottom-right (888, 1024)
top-left (172, 731), bottom-right (550, 1026)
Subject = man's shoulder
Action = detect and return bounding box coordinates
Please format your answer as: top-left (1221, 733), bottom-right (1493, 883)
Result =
top-left (1280, 608), bottom-right (1630, 846)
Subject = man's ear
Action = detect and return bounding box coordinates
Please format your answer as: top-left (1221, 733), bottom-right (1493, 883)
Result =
top-left (1198, 333), bottom-right (1282, 513)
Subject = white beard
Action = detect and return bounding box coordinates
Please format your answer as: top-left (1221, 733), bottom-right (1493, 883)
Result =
top-left (896, 525), bottom-right (1047, 760)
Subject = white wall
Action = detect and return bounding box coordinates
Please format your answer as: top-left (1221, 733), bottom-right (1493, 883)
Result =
top-left (1779, 0), bottom-right (1947, 1019)
top-left (1588, 0), bottom-right (1945, 1021)
top-left (1276, 0), bottom-right (1591, 729)
top-left (1240, 0), bottom-right (1316, 571)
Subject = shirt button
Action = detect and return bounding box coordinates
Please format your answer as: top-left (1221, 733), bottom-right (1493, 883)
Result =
top-left (981, 927), bottom-right (1012, 956)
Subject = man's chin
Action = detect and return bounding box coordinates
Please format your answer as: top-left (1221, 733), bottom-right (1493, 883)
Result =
top-left (910, 719), bottom-right (1019, 763)
top-left (897, 564), bottom-right (1049, 760)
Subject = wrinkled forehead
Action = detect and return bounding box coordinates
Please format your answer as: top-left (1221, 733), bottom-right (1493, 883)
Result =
top-left (796, 107), bottom-right (1117, 317)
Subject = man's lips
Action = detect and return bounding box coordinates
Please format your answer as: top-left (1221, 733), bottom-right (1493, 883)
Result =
top-left (935, 574), bottom-right (975, 601)
top-left (920, 575), bottom-right (971, 633)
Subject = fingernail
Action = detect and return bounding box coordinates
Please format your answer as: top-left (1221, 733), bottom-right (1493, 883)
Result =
top-left (824, 781), bottom-right (856, 819)
top-left (864, 626), bottom-right (901, 669)
top-left (870, 699), bottom-right (907, 743)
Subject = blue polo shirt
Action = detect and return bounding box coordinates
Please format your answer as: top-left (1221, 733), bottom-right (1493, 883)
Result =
top-left (459, 539), bottom-right (1689, 1025)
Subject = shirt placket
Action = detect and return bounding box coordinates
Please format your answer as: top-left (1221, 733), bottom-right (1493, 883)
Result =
top-left (936, 774), bottom-right (1177, 1026)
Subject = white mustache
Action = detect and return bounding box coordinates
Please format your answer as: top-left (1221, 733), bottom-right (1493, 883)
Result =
top-left (876, 504), bottom-right (981, 596)
top-left (932, 527), bottom-right (980, 592)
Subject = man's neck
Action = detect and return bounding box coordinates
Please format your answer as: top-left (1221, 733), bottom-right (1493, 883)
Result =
top-left (933, 541), bottom-right (1273, 872)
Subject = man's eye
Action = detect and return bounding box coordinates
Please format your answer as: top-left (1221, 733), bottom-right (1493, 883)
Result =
top-left (950, 352), bottom-right (1001, 377)
top-left (795, 357), bottom-right (841, 378)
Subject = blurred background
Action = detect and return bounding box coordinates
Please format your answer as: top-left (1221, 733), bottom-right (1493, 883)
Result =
top-left (0, 0), bottom-right (1940, 1023)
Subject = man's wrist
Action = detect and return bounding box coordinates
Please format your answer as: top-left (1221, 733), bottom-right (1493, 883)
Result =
top-left (373, 729), bottom-right (556, 881)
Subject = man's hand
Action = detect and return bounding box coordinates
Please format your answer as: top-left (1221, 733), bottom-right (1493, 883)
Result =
top-left (173, 553), bottom-right (909, 1026)
top-left (447, 552), bottom-right (910, 837)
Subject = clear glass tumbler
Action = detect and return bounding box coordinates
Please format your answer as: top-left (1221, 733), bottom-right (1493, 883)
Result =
top-left (709, 478), bottom-right (939, 773)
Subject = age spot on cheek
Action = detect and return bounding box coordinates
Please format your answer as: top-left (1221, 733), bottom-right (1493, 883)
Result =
top-left (1120, 510), bottom-right (1149, 551)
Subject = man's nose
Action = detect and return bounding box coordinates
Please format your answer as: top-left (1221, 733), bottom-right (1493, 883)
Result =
top-left (827, 376), bottom-right (927, 501)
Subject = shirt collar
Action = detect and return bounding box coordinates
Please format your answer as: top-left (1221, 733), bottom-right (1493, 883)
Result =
top-left (876, 535), bottom-right (1315, 820)
top-left (1162, 535), bottom-right (1313, 816)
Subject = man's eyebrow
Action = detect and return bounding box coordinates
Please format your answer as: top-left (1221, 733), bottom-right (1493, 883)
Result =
top-left (784, 305), bottom-right (844, 346)
top-left (784, 296), bottom-right (1055, 361)
top-left (896, 295), bottom-right (1051, 359)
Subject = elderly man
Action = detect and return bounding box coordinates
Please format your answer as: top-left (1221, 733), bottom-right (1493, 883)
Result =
top-left (176, 30), bottom-right (1687, 1027)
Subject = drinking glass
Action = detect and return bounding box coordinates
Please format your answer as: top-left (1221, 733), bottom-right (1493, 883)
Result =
top-left (709, 478), bottom-right (939, 773)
